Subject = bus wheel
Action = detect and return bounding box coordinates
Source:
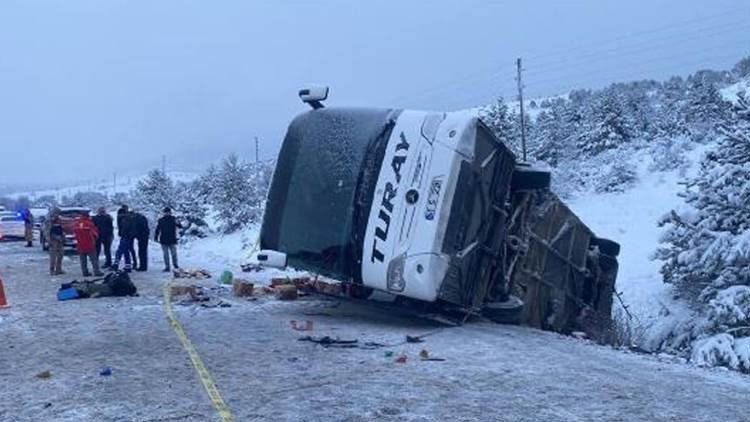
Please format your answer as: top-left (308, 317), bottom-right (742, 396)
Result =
top-left (511, 167), bottom-right (551, 191)
top-left (348, 284), bottom-right (374, 300)
top-left (484, 295), bottom-right (524, 325)
top-left (590, 237), bottom-right (621, 257)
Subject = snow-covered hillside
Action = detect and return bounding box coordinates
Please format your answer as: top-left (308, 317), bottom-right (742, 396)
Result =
top-left (567, 145), bottom-right (707, 343)
top-left (5, 171), bottom-right (198, 203)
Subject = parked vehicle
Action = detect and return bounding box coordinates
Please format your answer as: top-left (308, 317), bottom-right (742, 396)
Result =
top-left (40, 207), bottom-right (91, 251)
top-left (0, 212), bottom-right (26, 241)
top-left (258, 88), bottom-right (619, 335)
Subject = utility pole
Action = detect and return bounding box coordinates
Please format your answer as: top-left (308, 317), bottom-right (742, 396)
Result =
top-left (516, 57), bottom-right (527, 162)
top-left (254, 136), bottom-right (259, 164)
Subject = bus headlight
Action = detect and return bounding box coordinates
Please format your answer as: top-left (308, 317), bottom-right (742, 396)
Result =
top-left (387, 253), bottom-right (407, 292)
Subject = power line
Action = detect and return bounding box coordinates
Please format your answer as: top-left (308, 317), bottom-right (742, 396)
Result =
top-left (382, 6), bottom-right (749, 108)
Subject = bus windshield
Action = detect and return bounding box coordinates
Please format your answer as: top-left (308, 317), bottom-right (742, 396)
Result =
top-left (261, 108), bottom-right (397, 280)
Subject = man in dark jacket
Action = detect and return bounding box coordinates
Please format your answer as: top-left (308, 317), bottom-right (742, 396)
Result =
top-left (155, 207), bottom-right (182, 272)
top-left (113, 206), bottom-right (137, 272)
top-left (133, 211), bottom-right (150, 271)
top-left (92, 207), bottom-right (114, 268)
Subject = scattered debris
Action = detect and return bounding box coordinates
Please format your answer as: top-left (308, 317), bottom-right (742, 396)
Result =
top-left (36, 370), bottom-right (51, 380)
top-left (232, 280), bottom-right (254, 297)
top-left (384, 351), bottom-right (394, 358)
top-left (270, 277), bottom-right (293, 288)
top-left (173, 268), bottom-right (212, 279)
top-left (303, 312), bottom-right (332, 317)
top-left (240, 263), bottom-right (264, 272)
top-left (170, 284), bottom-right (198, 297)
top-left (100, 367), bottom-right (112, 377)
top-left (406, 335), bottom-right (425, 344)
top-left (219, 270), bottom-right (234, 285)
top-left (419, 349), bottom-right (446, 361)
top-left (276, 285), bottom-right (298, 301)
top-left (173, 285), bottom-right (232, 308)
top-left (290, 320), bottom-right (314, 331)
top-left (298, 336), bottom-right (358, 348)
top-left (572, 331), bottom-right (589, 340)
top-left (394, 355), bottom-right (408, 364)
top-left (200, 299), bottom-right (232, 309)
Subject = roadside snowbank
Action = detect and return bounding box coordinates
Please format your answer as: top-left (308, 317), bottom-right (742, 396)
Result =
top-left (567, 144), bottom-right (712, 347)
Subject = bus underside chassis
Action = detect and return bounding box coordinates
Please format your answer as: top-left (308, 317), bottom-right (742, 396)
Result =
top-left (490, 188), bottom-right (619, 340)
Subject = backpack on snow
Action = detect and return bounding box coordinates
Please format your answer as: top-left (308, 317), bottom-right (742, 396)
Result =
top-left (104, 271), bottom-right (137, 297)
top-left (57, 271), bottom-right (137, 300)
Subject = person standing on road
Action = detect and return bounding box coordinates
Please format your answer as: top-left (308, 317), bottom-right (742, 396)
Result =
top-left (74, 213), bottom-right (102, 277)
top-left (113, 206), bottom-right (136, 272)
top-left (21, 208), bottom-right (34, 247)
top-left (133, 211), bottom-right (150, 272)
top-left (92, 207), bottom-right (114, 269)
top-left (43, 209), bottom-right (65, 275)
top-left (155, 207), bottom-right (182, 272)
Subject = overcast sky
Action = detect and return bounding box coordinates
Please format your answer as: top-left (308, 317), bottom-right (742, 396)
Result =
top-left (1, 0), bottom-right (748, 189)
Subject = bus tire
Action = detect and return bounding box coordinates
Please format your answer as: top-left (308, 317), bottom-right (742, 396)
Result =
top-left (591, 237), bottom-right (621, 257)
top-left (511, 167), bottom-right (551, 191)
top-left (598, 253), bottom-right (618, 273)
top-left (484, 295), bottom-right (524, 325)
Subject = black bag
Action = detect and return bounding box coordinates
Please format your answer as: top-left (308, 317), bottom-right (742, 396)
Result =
top-left (104, 271), bottom-right (137, 297)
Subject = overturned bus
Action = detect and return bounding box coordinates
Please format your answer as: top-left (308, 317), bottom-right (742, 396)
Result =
top-left (259, 88), bottom-right (620, 335)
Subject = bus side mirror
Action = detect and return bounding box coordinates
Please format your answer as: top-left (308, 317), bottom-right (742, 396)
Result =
top-left (299, 86), bottom-right (329, 109)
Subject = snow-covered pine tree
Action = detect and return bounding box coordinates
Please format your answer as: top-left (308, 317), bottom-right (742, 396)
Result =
top-left (480, 97), bottom-right (517, 152)
top-left (131, 169), bottom-right (176, 220)
top-left (620, 82), bottom-right (657, 137)
top-left (654, 76), bottom-right (688, 137)
top-left (71, 191), bottom-right (109, 209)
top-left (684, 72), bottom-right (730, 135)
top-left (33, 195), bottom-right (58, 209)
top-left (656, 91), bottom-right (750, 372)
top-left (194, 163), bottom-right (218, 204)
top-left (733, 56), bottom-right (750, 79)
top-left (532, 98), bottom-right (573, 166)
top-left (111, 192), bottom-right (130, 208)
top-left (577, 89), bottom-right (633, 155)
top-left (211, 153), bottom-right (265, 233)
top-left (174, 181), bottom-right (209, 239)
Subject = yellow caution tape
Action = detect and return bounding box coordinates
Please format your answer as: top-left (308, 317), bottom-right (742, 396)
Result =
top-left (163, 282), bottom-right (234, 422)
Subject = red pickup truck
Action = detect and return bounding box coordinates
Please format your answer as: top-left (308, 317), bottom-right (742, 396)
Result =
top-left (40, 207), bottom-right (91, 251)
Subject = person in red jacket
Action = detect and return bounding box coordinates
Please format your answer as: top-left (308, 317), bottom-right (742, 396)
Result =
top-left (74, 213), bottom-right (103, 277)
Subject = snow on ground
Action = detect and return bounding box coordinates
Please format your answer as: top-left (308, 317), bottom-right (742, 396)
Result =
top-left (721, 77), bottom-right (749, 102)
top-left (2, 241), bottom-right (750, 421)
top-left (180, 226), bottom-right (307, 285)
top-left (181, 230), bottom-right (252, 276)
top-left (567, 145), bottom-right (710, 345)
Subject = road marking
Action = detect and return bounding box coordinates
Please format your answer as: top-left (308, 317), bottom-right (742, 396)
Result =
top-left (163, 282), bottom-right (234, 422)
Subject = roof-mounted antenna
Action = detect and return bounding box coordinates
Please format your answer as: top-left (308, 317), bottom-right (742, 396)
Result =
top-left (299, 86), bottom-right (329, 110)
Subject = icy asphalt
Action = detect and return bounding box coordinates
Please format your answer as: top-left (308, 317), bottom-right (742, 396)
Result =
top-left (1, 241), bottom-right (750, 422)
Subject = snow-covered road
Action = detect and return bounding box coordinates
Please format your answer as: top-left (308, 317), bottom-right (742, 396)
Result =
top-left (1, 242), bottom-right (749, 421)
